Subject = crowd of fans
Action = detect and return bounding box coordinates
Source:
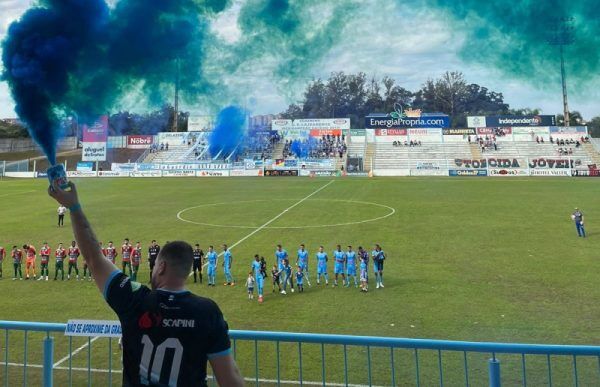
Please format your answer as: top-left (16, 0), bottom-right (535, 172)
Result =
top-left (283, 134), bottom-right (347, 159)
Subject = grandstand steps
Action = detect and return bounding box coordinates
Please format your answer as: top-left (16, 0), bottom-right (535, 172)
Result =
top-left (469, 143), bottom-right (483, 159)
top-left (271, 141), bottom-right (285, 159)
top-left (365, 143), bottom-right (376, 171)
top-left (582, 143), bottom-right (600, 165)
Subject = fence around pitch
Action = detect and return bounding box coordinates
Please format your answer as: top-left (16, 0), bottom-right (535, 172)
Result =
top-left (0, 320), bottom-right (599, 386)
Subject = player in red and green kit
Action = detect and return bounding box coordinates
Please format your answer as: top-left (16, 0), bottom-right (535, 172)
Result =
top-left (54, 243), bottom-right (66, 280)
top-left (67, 241), bottom-right (80, 280)
top-left (121, 238), bottom-right (133, 276)
top-left (0, 245), bottom-right (5, 278)
top-left (39, 242), bottom-right (51, 281)
top-left (11, 246), bottom-right (23, 280)
top-left (131, 242), bottom-right (142, 281)
top-left (105, 241), bottom-right (117, 264)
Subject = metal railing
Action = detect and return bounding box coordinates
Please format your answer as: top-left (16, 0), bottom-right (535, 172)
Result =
top-left (1, 320), bottom-right (599, 386)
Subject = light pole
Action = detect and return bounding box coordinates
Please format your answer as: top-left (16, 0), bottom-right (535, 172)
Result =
top-left (548, 17), bottom-right (575, 127)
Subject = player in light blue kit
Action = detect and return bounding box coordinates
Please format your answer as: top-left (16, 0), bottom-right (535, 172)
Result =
top-left (275, 244), bottom-right (288, 271)
top-left (252, 254), bottom-right (264, 303)
top-left (296, 243), bottom-right (311, 287)
top-left (223, 244), bottom-right (235, 286)
top-left (371, 244), bottom-right (385, 289)
top-left (315, 246), bottom-right (329, 285)
top-left (345, 245), bottom-right (358, 287)
top-left (206, 245), bottom-right (218, 286)
top-left (333, 245), bottom-right (346, 287)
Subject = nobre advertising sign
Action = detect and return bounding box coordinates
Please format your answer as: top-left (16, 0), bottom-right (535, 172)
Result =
top-left (127, 135), bottom-right (154, 149)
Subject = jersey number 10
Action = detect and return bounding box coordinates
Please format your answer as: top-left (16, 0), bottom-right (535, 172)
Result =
top-left (140, 335), bottom-right (183, 386)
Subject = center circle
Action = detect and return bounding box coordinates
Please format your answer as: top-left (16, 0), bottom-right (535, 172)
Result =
top-left (176, 199), bottom-right (395, 229)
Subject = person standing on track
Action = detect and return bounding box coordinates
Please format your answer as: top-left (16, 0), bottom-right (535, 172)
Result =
top-left (48, 180), bottom-right (244, 386)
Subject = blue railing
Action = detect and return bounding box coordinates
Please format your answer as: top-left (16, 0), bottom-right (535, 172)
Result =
top-left (1, 320), bottom-right (599, 386)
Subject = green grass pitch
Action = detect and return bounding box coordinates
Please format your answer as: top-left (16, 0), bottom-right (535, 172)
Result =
top-left (0, 176), bottom-right (598, 386)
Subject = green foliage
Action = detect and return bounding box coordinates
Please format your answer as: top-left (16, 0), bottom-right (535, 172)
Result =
top-left (0, 120), bottom-right (29, 138)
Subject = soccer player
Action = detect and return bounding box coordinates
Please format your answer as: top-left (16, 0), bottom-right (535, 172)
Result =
top-left (192, 244), bottom-right (204, 283)
top-left (275, 244), bottom-right (288, 271)
top-left (131, 242), bottom-right (142, 281)
top-left (345, 245), bottom-right (358, 287)
top-left (67, 241), bottom-right (80, 280)
top-left (24, 244), bottom-right (37, 280)
top-left (11, 246), bottom-right (23, 280)
top-left (245, 272), bottom-right (255, 300)
top-left (105, 241), bottom-right (117, 264)
top-left (206, 245), bottom-right (218, 286)
top-left (222, 244), bottom-right (234, 286)
top-left (54, 243), bottom-right (66, 280)
top-left (48, 181), bottom-right (244, 386)
top-left (279, 259), bottom-right (293, 294)
top-left (296, 244), bottom-right (311, 287)
top-left (316, 246), bottom-right (329, 285)
top-left (271, 264), bottom-right (281, 293)
top-left (148, 240), bottom-right (160, 278)
top-left (333, 245), bottom-right (346, 287)
top-left (39, 242), bottom-right (51, 281)
top-left (296, 267), bottom-right (305, 292)
top-left (121, 238), bottom-right (133, 276)
top-left (358, 246), bottom-right (369, 292)
top-left (252, 255), bottom-right (264, 303)
top-left (372, 244), bottom-right (385, 289)
top-left (0, 244), bottom-right (5, 278)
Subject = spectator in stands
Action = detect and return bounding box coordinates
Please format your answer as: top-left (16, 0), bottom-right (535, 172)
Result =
top-left (550, 136), bottom-right (554, 143)
top-left (165, 142), bottom-right (169, 151)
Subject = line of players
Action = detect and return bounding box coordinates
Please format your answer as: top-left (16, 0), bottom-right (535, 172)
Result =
top-left (0, 239), bottom-right (160, 281)
top-left (0, 241), bottom-right (387, 300)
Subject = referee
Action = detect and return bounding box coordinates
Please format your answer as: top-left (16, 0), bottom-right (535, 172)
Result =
top-left (49, 181), bottom-right (244, 386)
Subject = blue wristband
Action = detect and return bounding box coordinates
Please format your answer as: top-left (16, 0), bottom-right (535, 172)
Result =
top-left (69, 203), bottom-right (82, 212)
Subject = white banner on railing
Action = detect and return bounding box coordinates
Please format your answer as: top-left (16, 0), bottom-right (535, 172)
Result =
top-left (64, 320), bottom-right (121, 337)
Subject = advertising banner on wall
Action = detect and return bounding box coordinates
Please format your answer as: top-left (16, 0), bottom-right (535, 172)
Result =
top-left (488, 169), bottom-right (529, 176)
top-left (453, 158), bottom-right (524, 169)
top-left (366, 113), bottom-right (450, 129)
top-left (467, 115), bottom-right (556, 128)
top-left (264, 169), bottom-right (299, 177)
top-left (528, 158), bottom-right (577, 169)
top-left (375, 129), bottom-right (407, 136)
top-left (530, 170), bottom-right (572, 176)
top-left (82, 115), bottom-right (108, 161)
top-left (127, 135), bottom-right (154, 149)
top-left (449, 169), bottom-right (488, 176)
top-left (549, 126), bottom-right (588, 134)
top-left (476, 127), bottom-right (513, 135)
top-left (76, 162), bottom-right (94, 172)
top-left (272, 119), bottom-right (350, 139)
top-left (442, 128), bottom-right (475, 135)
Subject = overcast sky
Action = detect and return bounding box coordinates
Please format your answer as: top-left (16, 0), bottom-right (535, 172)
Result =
top-left (1, 0), bottom-right (597, 120)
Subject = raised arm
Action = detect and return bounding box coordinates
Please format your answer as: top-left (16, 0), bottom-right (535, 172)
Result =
top-left (48, 181), bottom-right (118, 294)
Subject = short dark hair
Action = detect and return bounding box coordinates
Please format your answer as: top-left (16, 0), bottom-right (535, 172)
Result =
top-left (157, 241), bottom-right (193, 278)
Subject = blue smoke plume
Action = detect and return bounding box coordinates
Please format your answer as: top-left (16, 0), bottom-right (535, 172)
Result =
top-left (290, 137), bottom-right (317, 158)
top-left (208, 106), bottom-right (246, 159)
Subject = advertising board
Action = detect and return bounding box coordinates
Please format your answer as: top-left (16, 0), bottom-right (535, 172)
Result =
top-left (264, 169), bottom-right (299, 177)
top-left (448, 169), bottom-right (487, 176)
top-left (127, 135), bottom-right (154, 149)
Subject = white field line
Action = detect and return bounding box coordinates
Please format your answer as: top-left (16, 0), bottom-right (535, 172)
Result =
top-left (5, 362), bottom-right (385, 386)
top-left (53, 336), bottom-right (100, 367)
top-left (189, 180), bottom-right (335, 276)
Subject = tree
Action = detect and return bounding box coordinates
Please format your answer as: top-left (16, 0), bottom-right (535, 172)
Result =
top-left (557, 111), bottom-right (584, 126)
top-left (587, 116), bottom-right (600, 138)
